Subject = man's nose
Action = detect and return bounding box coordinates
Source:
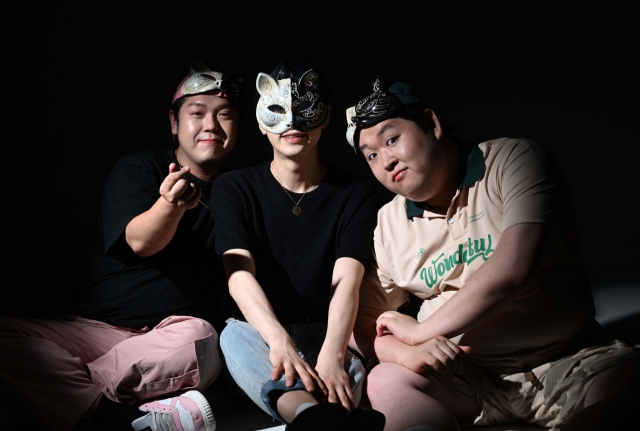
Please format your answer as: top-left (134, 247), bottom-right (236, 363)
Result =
top-left (204, 113), bottom-right (219, 131)
top-left (381, 149), bottom-right (398, 171)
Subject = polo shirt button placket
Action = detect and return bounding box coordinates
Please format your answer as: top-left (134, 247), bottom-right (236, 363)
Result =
top-left (447, 215), bottom-right (464, 240)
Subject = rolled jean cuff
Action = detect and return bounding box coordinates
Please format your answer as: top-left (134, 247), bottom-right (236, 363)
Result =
top-left (260, 377), bottom-right (311, 423)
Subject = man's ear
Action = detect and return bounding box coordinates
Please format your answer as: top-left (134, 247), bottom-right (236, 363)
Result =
top-left (424, 109), bottom-right (442, 139)
top-left (169, 110), bottom-right (178, 135)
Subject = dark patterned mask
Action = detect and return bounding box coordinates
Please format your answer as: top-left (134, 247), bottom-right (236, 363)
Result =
top-left (345, 76), bottom-right (422, 149)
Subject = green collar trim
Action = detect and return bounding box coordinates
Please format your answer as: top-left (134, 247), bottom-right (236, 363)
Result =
top-left (406, 200), bottom-right (425, 218)
top-left (405, 144), bottom-right (485, 219)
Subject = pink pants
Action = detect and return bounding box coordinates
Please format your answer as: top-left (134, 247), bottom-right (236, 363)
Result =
top-left (0, 315), bottom-right (221, 431)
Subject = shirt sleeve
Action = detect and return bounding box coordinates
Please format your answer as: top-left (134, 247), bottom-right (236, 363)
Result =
top-left (210, 173), bottom-right (254, 257)
top-left (99, 160), bottom-right (162, 256)
top-left (496, 139), bottom-right (570, 231)
top-left (358, 219), bottom-right (410, 311)
top-left (335, 180), bottom-right (381, 265)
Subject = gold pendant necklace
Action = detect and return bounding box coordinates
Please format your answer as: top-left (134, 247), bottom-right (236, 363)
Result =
top-left (271, 163), bottom-right (322, 216)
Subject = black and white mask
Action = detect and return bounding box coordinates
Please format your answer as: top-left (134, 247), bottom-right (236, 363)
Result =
top-left (256, 68), bottom-right (327, 134)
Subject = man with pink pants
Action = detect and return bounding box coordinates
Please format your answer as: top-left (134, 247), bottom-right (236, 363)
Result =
top-left (0, 60), bottom-right (246, 431)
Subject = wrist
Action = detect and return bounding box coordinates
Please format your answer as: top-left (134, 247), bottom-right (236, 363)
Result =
top-left (318, 347), bottom-right (345, 365)
top-left (263, 325), bottom-right (291, 347)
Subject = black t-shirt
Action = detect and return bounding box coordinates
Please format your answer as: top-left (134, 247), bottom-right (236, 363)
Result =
top-left (69, 149), bottom-right (232, 332)
top-left (210, 162), bottom-right (381, 324)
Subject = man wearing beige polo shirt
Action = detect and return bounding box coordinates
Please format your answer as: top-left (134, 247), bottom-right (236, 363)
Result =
top-left (345, 76), bottom-right (639, 431)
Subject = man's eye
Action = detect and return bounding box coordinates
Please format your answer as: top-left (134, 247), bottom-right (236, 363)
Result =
top-left (386, 137), bottom-right (397, 146)
top-left (367, 153), bottom-right (378, 161)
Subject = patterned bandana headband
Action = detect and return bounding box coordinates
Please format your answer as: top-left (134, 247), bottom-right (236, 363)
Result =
top-left (255, 68), bottom-right (328, 134)
top-left (172, 60), bottom-right (245, 109)
top-left (345, 76), bottom-right (423, 150)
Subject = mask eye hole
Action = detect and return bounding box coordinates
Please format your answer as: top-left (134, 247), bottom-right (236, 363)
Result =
top-left (268, 105), bottom-right (286, 114)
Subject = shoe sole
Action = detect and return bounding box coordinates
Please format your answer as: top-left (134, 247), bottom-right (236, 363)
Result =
top-left (184, 390), bottom-right (217, 431)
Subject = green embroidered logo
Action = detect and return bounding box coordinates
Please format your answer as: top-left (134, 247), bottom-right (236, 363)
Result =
top-left (419, 234), bottom-right (495, 288)
top-left (468, 210), bottom-right (484, 223)
top-left (417, 248), bottom-right (426, 259)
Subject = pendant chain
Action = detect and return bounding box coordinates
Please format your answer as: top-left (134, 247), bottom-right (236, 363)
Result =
top-left (270, 162), bottom-right (322, 216)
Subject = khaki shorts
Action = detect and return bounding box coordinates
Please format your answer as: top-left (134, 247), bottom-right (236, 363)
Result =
top-left (429, 339), bottom-right (639, 430)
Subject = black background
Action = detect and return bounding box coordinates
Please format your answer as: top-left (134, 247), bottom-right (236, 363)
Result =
top-left (2, 4), bottom-right (638, 317)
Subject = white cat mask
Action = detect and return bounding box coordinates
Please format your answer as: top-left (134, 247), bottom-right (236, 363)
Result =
top-left (255, 69), bottom-right (327, 134)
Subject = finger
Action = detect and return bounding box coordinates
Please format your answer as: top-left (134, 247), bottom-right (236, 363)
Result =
top-left (309, 367), bottom-right (328, 396)
top-left (169, 165), bottom-right (190, 185)
top-left (326, 385), bottom-right (338, 404)
top-left (375, 321), bottom-right (384, 337)
top-left (430, 349), bottom-right (450, 373)
top-left (439, 341), bottom-right (459, 361)
top-left (338, 383), bottom-right (355, 411)
top-left (454, 345), bottom-right (471, 374)
top-left (271, 364), bottom-right (283, 381)
top-left (283, 363), bottom-right (297, 388)
top-left (184, 185), bottom-right (203, 207)
top-left (375, 317), bottom-right (389, 336)
top-left (169, 163), bottom-right (180, 174)
top-left (443, 338), bottom-right (460, 353)
top-left (177, 182), bottom-right (198, 203)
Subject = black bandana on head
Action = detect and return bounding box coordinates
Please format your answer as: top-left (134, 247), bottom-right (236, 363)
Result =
top-left (345, 75), bottom-right (423, 149)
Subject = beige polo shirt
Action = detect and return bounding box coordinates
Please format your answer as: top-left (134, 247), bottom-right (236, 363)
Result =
top-left (360, 138), bottom-right (598, 374)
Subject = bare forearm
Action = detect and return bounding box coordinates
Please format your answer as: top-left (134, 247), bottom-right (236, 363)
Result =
top-left (228, 271), bottom-right (288, 345)
top-left (321, 282), bottom-right (358, 361)
top-left (125, 197), bottom-right (186, 256)
top-left (374, 333), bottom-right (417, 365)
top-left (319, 258), bottom-right (364, 361)
top-left (410, 223), bottom-right (545, 345)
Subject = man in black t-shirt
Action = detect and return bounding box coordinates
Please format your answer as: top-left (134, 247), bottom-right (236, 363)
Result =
top-left (0, 61), bottom-right (245, 431)
top-left (212, 60), bottom-right (385, 430)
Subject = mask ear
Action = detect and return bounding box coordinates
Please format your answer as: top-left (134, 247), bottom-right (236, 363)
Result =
top-left (256, 73), bottom-right (279, 98)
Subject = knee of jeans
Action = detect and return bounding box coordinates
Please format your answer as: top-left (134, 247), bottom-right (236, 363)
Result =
top-left (219, 318), bottom-right (246, 354)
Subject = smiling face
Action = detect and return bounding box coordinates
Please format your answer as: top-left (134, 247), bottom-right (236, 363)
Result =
top-left (358, 110), bottom-right (458, 212)
top-left (170, 93), bottom-right (240, 178)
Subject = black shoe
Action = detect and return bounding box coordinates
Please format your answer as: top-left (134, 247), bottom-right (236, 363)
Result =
top-left (351, 407), bottom-right (386, 431)
top-left (287, 403), bottom-right (352, 431)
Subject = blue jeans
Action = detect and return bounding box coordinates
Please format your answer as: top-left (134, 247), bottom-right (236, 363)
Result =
top-left (219, 318), bottom-right (365, 424)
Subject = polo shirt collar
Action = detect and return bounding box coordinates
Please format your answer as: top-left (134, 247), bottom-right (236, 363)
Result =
top-left (405, 143), bottom-right (485, 219)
